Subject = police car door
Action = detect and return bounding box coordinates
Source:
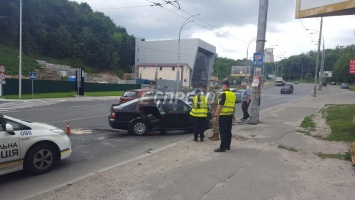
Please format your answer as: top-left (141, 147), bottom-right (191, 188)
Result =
top-left (0, 117), bottom-right (20, 172)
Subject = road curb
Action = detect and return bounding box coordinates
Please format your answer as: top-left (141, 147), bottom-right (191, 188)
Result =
top-left (351, 141), bottom-right (355, 166)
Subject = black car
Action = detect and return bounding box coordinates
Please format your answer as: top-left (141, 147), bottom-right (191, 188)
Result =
top-left (109, 97), bottom-right (211, 135)
top-left (280, 85), bottom-right (293, 94)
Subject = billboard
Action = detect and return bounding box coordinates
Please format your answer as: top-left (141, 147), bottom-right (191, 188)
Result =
top-left (296, 0), bottom-right (355, 18)
top-left (350, 59), bottom-right (355, 74)
top-left (231, 66), bottom-right (251, 77)
top-left (319, 71), bottom-right (333, 77)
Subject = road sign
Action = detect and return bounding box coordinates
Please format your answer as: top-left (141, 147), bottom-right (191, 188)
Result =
top-left (30, 72), bottom-right (36, 80)
top-left (253, 53), bottom-right (263, 66)
top-left (0, 65), bottom-right (5, 73)
top-left (0, 73), bottom-right (4, 80)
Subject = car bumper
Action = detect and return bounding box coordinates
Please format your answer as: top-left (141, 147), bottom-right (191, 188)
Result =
top-left (108, 116), bottom-right (130, 130)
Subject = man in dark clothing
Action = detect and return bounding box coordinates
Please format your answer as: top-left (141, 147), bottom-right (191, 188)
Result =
top-left (213, 80), bottom-right (236, 152)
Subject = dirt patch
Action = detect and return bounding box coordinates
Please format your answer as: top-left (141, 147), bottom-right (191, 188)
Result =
top-left (90, 72), bottom-right (121, 83)
top-left (311, 113), bottom-right (332, 138)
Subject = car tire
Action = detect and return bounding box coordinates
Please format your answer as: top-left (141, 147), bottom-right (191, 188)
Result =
top-left (24, 143), bottom-right (57, 175)
top-left (280, 92), bottom-right (283, 94)
top-left (130, 120), bottom-right (148, 136)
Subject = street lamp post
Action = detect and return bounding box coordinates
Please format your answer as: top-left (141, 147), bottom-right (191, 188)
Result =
top-left (274, 52), bottom-right (286, 78)
top-left (245, 37), bottom-right (257, 83)
top-left (309, 18), bottom-right (323, 97)
top-left (264, 45), bottom-right (278, 83)
top-left (310, 33), bottom-right (325, 90)
top-left (176, 14), bottom-right (200, 93)
top-left (19, 0), bottom-right (22, 98)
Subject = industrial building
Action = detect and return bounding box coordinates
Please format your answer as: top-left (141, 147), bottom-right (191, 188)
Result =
top-left (134, 37), bottom-right (216, 89)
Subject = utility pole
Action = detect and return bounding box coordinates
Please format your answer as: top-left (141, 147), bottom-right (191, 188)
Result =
top-left (250, 0), bottom-right (268, 124)
top-left (313, 17), bottom-right (323, 97)
top-left (319, 39), bottom-right (325, 90)
top-left (19, 0), bottom-right (22, 98)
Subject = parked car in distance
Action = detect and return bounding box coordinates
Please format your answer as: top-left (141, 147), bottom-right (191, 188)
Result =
top-left (280, 85), bottom-right (293, 94)
top-left (0, 114), bottom-right (71, 175)
top-left (230, 89), bottom-right (242, 103)
top-left (119, 89), bottom-right (165, 104)
top-left (294, 81), bottom-right (299, 84)
top-left (331, 82), bottom-right (336, 85)
top-left (340, 83), bottom-right (349, 89)
top-left (321, 82), bottom-right (327, 87)
top-left (109, 97), bottom-right (211, 135)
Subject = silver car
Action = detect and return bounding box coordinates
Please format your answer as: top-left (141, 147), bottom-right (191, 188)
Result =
top-left (219, 89), bottom-right (242, 103)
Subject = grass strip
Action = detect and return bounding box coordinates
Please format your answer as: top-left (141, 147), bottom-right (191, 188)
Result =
top-left (300, 115), bottom-right (315, 130)
top-left (278, 144), bottom-right (298, 152)
top-left (321, 104), bottom-right (355, 142)
top-left (316, 152), bottom-right (352, 162)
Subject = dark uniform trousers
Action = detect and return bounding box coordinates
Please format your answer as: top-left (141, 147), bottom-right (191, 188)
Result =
top-left (219, 115), bottom-right (233, 150)
top-left (194, 117), bottom-right (206, 139)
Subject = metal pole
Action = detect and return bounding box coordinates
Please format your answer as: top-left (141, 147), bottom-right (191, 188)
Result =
top-left (250, 0), bottom-right (268, 124)
top-left (319, 38), bottom-right (325, 90)
top-left (32, 79), bottom-right (33, 99)
top-left (301, 64), bottom-right (303, 83)
top-left (176, 14), bottom-right (199, 92)
top-left (313, 17), bottom-right (323, 97)
top-left (19, 0), bottom-right (22, 98)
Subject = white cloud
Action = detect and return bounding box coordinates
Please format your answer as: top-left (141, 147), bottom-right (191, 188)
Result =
top-left (72, 0), bottom-right (355, 60)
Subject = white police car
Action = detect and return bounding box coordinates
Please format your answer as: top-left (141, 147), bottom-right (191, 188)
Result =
top-left (0, 114), bottom-right (71, 175)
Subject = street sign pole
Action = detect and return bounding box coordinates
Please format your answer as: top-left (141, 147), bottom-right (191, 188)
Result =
top-left (29, 72), bottom-right (36, 99)
top-left (32, 79), bottom-right (33, 99)
top-left (250, 0), bottom-right (268, 125)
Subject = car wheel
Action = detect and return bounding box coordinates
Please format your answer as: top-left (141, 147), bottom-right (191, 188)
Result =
top-left (130, 120), bottom-right (148, 136)
top-left (280, 92), bottom-right (283, 94)
top-left (24, 144), bottom-right (57, 175)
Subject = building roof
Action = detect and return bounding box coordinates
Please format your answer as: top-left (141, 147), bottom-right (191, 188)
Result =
top-left (137, 63), bottom-right (191, 70)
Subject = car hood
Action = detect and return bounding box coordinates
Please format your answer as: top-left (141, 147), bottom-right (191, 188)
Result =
top-left (29, 122), bottom-right (61, 130)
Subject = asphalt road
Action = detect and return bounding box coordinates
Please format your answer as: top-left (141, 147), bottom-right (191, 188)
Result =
top-left (0, 83), bottom-right (314, 200)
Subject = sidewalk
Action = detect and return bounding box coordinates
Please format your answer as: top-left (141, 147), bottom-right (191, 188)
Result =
top-left (31, 86), bottom-right (355, 200)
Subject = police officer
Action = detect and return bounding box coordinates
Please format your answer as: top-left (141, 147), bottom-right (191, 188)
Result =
top-left (190, 89), bottom-right (208, 142)
top-left (213, 80), bottom-right (236, 152)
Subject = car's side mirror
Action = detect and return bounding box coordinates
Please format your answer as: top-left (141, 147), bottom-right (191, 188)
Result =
top-left (5, 124), bottom-right (14, 134)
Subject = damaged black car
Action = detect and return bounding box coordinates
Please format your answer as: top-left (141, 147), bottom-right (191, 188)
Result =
top-left (108, 97), bottom-right (211, 135)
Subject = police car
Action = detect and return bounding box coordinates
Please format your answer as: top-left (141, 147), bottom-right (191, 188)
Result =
top-left (0, 114), bottom-right (71, 175)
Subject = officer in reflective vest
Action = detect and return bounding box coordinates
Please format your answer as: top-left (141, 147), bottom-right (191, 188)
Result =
top-left (190, 89), bottom-right (208, 142)
top-left (213, 80), bottom-right (236, 152)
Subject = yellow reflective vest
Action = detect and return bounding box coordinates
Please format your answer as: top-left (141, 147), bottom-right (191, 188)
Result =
top-left (190, 95), bottom-right (208, 117)
top-left (218, 91), bottom-right (236, 116)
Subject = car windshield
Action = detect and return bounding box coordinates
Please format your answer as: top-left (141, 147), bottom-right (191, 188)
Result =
top-left (283, 86), bottom-right (290, 89)
top-left (123, 91), bottom-right (138, 97)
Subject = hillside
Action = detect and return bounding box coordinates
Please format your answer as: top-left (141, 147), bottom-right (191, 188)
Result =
top-left (0, 0), bottom-right (135, 74)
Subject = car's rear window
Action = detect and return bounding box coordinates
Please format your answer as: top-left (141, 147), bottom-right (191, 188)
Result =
top-left (123, 91), bottom-right (138, 97)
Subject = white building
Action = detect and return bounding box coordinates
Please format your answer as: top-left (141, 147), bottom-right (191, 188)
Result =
top-left (135, 37), bottom-right (216, 88)
top-left (264, 48), bottom-right (274, 63)
top-left (137, 63), bottom-right (191, 87)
